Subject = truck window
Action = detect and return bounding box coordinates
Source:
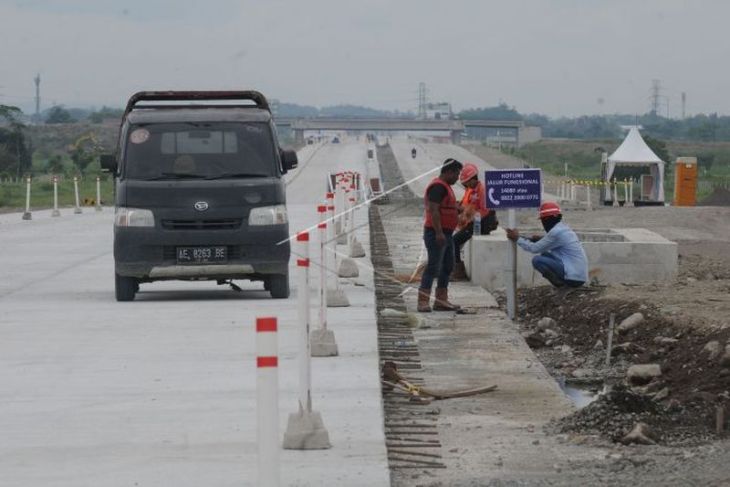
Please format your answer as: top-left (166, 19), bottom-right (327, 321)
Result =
top-left (124, 122), bottom-right (277, 180)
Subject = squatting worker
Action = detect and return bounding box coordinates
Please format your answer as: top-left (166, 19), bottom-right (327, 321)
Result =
top-left (505, 202), bottom-right (588, 288)
top-left (418, 158), bottom-right (464, 312)
top-left (452, 163), bottom-right (498, 280)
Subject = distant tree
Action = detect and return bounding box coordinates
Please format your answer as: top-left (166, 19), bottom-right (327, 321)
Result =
top-left (643, 135), bottom-right (671, 162)
top-left (0, 105), bottom-right (31, 176)
top-left (46, 105), bottom-right (75, 124)
top-left (320, 104), bottom-right (395, 118)
top-left (697, 153), bottom-right (715, 172)
top-left (68, 133), bottom-right (102, 173)
top-left (459, 103), bottom-right (522, 121)
top-left (46, 154), bottom-right (65, 174)
top-left (277, 103), bottom-right (320, 118)
top-left (88, 106), bottom-right (123, 124)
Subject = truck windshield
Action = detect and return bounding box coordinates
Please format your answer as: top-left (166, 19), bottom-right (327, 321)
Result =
top-left (123, 122), bottom-right (277, 180)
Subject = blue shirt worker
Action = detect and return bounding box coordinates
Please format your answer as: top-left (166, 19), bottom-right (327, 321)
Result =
top-left (505, 202), bottom-right (588, 288)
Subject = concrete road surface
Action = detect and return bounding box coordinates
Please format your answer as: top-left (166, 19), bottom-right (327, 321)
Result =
top-left (391, 138), bottom-right (557, 202)
top-left (0, 139), bottom-right (389, 487)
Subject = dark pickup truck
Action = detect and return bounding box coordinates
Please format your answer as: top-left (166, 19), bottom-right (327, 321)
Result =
top-left (101, 91), bottom-right (297, 301)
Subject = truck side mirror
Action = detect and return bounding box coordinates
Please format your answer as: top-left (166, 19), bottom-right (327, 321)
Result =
top-left (280, 149), bottom-right (298, 174)
top-left (100, 154), bottom-right (117, 173)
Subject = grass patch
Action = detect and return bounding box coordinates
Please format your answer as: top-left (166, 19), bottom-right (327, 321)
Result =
top-left (0, 177), bottom-right (114, 211)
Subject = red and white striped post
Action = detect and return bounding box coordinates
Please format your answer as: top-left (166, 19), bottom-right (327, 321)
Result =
top-left (317, 205), bottom-right (328, 330)
top-left (347, 191), bottom-right (356, 247)
top-left (296, 232), bottom-right (312, 411)
top-left (326, 191), bottom-right (350, 307)
top-left (256, 316), bottom-right (279, 487)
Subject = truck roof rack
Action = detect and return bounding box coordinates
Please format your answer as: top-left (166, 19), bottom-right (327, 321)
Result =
top-left (123, 91), bottom-right (270, 117)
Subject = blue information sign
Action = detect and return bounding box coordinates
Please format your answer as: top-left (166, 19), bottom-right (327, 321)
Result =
top-left (484, 169), bottom-right (542, 209)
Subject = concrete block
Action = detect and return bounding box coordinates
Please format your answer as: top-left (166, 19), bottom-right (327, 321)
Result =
top-left (74, 207), bottom-right (83, 215)
top-left (283, 405), bottom-right (332, 450)
top-left (310, 328), bottom-right (339, 357)
top-left (349, 238), bottom-right (366, 258)
top-left (337, 232), bottom-right (348, 245)
top-left (465, 227), bottom-right (678, 290)
top-left (338, 258), bottom-right (359, 278)
top-left (51, 209), bottom-right (60, 217)
top-left (327, 288), bottom-right (350, 307)
top-left (21, 212), bottom-right (32, 221)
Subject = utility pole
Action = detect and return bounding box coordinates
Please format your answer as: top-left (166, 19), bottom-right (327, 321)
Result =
top-left (681, 91), bottom-right (686, 119)
top-left (34, 74), bottom-right (41, 124)
top-left (417, 82), bottom-right (427, 119)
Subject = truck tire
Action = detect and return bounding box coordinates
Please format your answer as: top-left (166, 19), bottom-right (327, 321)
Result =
top-left (115, 273), bottom-right (137, 302)
top-left (268, 273), bottom-right (290, 299)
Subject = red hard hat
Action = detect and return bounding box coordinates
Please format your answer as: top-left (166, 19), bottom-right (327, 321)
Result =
top-left (539, 201), bottom-right (561, 219)
top-left (459, 163), bottom-right (478, 183)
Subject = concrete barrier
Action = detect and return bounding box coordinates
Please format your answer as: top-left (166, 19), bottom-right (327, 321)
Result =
top-left (465, 227), bottom-right (677, 289)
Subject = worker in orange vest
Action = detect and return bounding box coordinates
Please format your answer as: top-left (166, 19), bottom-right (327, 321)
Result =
top-left (451, 163), bottom-right (498, 280)
top-left (418, 158), bottom-right (464, 313)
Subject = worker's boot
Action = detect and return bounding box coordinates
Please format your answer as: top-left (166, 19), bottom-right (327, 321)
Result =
top-left (417, 288), bottom-right (432, 313)
top-left (433, 287), bottom-right (460, 311)
top-left (450, 261), bottom-right (468, 281)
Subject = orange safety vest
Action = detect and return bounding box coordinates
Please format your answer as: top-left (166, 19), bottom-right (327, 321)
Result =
top-left (462, 181), bottom-right (489, 217)
top-left (424, 178), bottom-right (458, 231)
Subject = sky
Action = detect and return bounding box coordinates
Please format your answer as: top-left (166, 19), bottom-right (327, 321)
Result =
top-left (1, 0), bottom-right (729, 117)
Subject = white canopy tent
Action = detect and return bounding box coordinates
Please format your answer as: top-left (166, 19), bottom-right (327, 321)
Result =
top-left (605, 127), bottom-right (665, 203)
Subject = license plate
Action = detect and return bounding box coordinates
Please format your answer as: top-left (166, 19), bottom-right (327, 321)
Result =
top-left (177, 246), bottom-right (227, 264)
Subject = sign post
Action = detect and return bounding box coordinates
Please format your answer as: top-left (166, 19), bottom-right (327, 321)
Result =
top-left (485, 169), bottom-right (542, 320)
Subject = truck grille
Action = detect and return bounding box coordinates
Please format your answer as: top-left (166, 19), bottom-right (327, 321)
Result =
top-left (161, 219), bottom-right (242, 230)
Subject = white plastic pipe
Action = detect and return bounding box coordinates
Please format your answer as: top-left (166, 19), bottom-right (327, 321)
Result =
top-left (629, 181), bottom-right (634, 205)
top-left (256, 316), bottom-right (280, 487)
top-left (296, 232), bottom-right (312, 412)
top-left (52, 176), bottom-right (60, 217)
top-left (95, 176), bottom-right (102, 211)
top-left (586, 184), bottom-right (592, 210)
top-left (317, 204), bottom-right (328, 330)
top-left (22, 176), bottom-right (32, 220)
top-left (326, 192), bottom-right (338, 291)
top-left (73, 176), bottom-right (82, 214)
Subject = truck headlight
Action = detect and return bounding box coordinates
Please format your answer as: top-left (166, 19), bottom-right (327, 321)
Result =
top-left (249, 205), bottom-right (288, 226)
top-left (115, 207), bottom-right (155, 227)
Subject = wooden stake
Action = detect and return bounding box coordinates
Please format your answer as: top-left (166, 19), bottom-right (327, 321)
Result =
top-left (605, 313), bottom-right (615, 367)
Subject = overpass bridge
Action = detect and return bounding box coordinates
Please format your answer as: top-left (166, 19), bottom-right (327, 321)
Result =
top-left (274, 117), bottom-right (540, 146)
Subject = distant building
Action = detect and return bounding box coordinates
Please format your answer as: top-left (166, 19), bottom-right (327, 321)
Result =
top-left (425, 102), bottom-right (452, 120)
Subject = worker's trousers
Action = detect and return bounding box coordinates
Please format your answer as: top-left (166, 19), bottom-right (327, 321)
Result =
top-left (453, 212), bottom-right (498, 263)
top-left (420, 228), bottom-right (455, 290)
top-left (532, 253), bottom-right (584, 288)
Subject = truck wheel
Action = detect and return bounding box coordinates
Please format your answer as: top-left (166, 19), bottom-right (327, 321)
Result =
top-left (115, 273), bottom-right (137, 302)
top-left (268, 273), bottom-right (290, 299)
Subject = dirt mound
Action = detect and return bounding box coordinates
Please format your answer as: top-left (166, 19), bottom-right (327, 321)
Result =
top-left (700, 187), bottom-right (730, 206)
top-left (511, 287), bottom-right (730, 445)
top-left (550, 384), bottom-right (716, 446)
